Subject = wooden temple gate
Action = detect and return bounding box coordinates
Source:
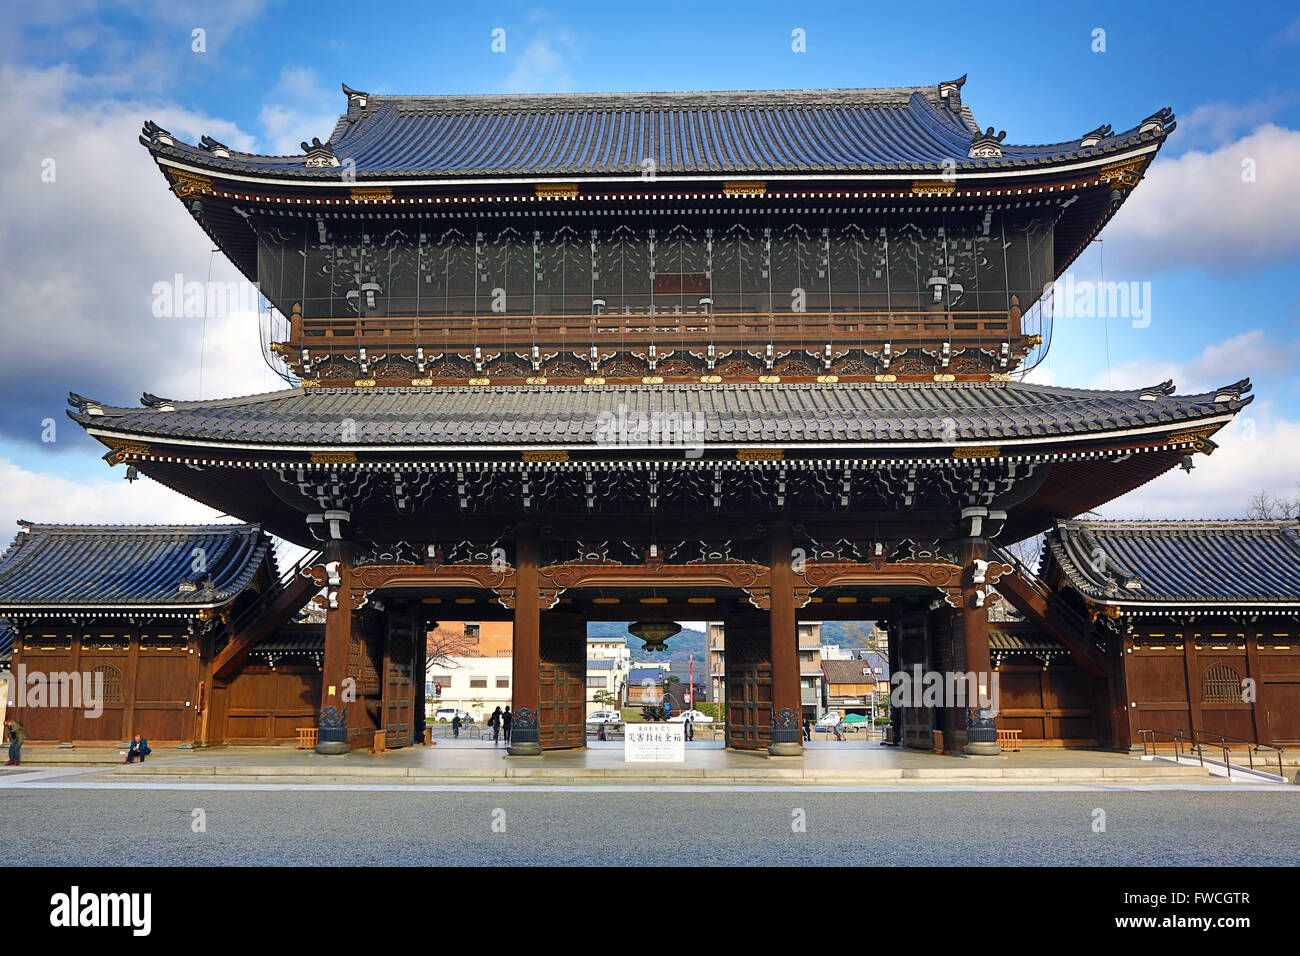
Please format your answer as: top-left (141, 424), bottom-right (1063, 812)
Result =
top-left (303, 518), bottom-right (1041, 757)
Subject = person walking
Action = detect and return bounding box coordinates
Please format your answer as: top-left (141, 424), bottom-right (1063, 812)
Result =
top-left (451, 713), bottom-right (461, 739)
top-left (4, 719), bottom-right (24, 766)
top-left (834, 718), bottom-right (847, 742)
top-left (802, 716), bottom-right (812, 742)
top-left (502, 706), bottom-right (513, 744)
top-left (684, 714), bottom-right (694, 742)
top-left (489, 706), bottom-right (502, 744)
top-left (124, 734), bottom-right (151, 764)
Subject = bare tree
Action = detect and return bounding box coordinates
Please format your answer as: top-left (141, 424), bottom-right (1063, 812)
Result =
top-left (426, 625), bottom-right (479, 670)
top-left (1245, 487), bottom-right (1300, 519)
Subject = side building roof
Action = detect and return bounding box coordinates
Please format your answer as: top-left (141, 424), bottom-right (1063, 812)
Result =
top-left (1043, 519), bottom-right (1300, 612)
top-left (0, 522), bottom-right (273, 617)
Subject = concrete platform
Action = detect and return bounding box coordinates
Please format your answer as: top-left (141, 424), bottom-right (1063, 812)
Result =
top-left (79, 740), bottom-right (1237, 786)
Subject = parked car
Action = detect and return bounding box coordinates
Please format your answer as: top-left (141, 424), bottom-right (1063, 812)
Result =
top-left (815, 711), bottom-right (842, 730)
top-left (666, 709), bottom-right (715, 724)
top-left (585, 711), bottom-right (623, 725)
top-left (433, 708), bottom-right (473, 723)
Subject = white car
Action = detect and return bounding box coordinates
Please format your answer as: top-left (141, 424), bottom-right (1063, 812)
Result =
top-left (433, 708), bottom-right (472, 723)
top-left (815, 712), bottom-right (842, 729)
top-left (585, 711), bottom-right (623, 725)
top-left (666, 709), bottom-right (715, 724)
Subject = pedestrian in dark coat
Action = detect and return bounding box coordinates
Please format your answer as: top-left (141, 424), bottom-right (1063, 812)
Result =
top-left (489, 706), bottom-right (502, 743)
top-left (451, 714), bottom-right (461, 738)
top-left (502, 706), bottom-right (513, 743)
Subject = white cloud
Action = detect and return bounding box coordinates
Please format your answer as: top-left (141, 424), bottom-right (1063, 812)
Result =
top-left (258, 66), bottom-right (340, 155)
top-left (0, 63), bottom-right (287, 447)
top-left (1091, 328), bottom-right (1298, 394)
top-left (1173, 98), bottom-right (1293, 151)
top-left (1105, 123), bottom-right (1300, 274)
top-left (0, 457), bottom-right (227, 533)
top-left (502, 26), bottom-right (579, 93)
top-left (1099, 410), bottom-right (1300, 520)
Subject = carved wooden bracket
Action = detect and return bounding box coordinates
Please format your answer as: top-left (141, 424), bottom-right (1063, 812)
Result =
top-left (537, 562), bottom-right (773, 610)
top-left (796, 559), bottom-right (966, 608)
top-left (351, 563), bottom-right (519, 610)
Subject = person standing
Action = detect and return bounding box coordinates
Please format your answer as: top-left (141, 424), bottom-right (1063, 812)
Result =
top-left (684, 714), bottom-right (694, 742)
top-left (835, 718), bottom-right (847, 742)
top-left (802, 716), bottom-right (812, 742)
top-left (451, 713), bottom-right (461, 739)
top-left (5, 718), bottom-right (25, 766)
top-left (502, 706), bottom-right (513, 744)
top-left (489, 706), bottom-right (502, 743)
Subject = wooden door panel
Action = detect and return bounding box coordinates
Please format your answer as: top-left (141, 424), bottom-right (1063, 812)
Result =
top-left (724, 613), bottom-right (772, 750)
top-left (539, 612), bottom-right (586, 750)
top-left (382, 612), bottom-right (417, 748)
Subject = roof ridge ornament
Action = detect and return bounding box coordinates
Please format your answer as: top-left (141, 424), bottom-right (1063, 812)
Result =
top-left (141, 120), bottom-right (174, 147)
top-left (938, 74), bottom-right (967, 109)
top-left (199, 135), bottom-right (230, 158)
top-left (1079, 124), bottom-right (1112, 148)
top-left (342, 83), bottom-right (370, 112)
top-left (968, 126), bottom-right (1005, 159)
top-left (1139, 379), bottom-right (1176, 401)
top-left (1214, 378), bottom-right (1252, 403)
top-left (301, 137), bottom-right (340, 168)
top-left (1139, 107), bottom-right (1175, 135)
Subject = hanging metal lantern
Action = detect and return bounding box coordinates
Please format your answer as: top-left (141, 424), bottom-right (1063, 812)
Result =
top-left (628, 621), bottom-right (681, 653)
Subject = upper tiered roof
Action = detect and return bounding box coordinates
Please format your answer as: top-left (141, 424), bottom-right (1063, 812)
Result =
top-left (141, 78), bottom-right (1175, 183)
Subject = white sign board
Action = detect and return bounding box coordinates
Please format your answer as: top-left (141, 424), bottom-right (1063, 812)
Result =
top-left (624, 722), bottom-right (685, 763)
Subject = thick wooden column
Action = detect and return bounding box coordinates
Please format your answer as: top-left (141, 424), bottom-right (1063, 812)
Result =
top-left (957, 521), bottom-right (1000, 755)
top-left (1182, 629), bottom-right (1204, 741)
top-left (507, 523), bottom-right (542, 755)
top-left (315, 541), bottom-right (355, 755)
top-left (768, 523), bottom-right (803, 756)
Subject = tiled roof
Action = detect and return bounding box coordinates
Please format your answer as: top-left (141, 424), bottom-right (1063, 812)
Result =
top-left (587, 658), bottom-right (616, 671)
top-left (69, 380), bottom-right (1250, 450)
top-left (989, 626), bottom-right (1065, 653)
top-left (822, 659), bottom-right (876, 684)
top-left (252, 629), bottom-right (324, 655)
top-left (0, 622), bottom-right (13, 663)
top-left (0, 523), bottom-right (271, 612)
top-left (628, 666), bottom-right (664, 682)
top-left (1044, 519), bottom-right (1300, 607)
top-left (141, 81), bottom-right (1175, 181)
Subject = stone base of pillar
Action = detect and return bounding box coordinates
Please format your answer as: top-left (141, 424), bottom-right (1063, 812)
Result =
top-left (506, 706), bottom-right (541, 755)
top-left (768, 742), bottom-right (805, 757)
top-left (964, 709), bottom-right (1001, 756)
top-left (314, 705), bottom-right (349, 756)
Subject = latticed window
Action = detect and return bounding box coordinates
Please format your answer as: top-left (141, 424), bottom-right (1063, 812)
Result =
top-left (1202, 664), bottom-right (1242, 703)
top-left (89, 664), bottom-right (123, 703)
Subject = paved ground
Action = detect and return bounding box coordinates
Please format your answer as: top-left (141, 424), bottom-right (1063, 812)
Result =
top-left (1, 783), bottom-right (1296, 866)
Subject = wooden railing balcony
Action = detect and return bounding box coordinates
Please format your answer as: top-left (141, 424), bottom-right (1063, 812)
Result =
top-left (283, 301), bottom-right (1025, 355)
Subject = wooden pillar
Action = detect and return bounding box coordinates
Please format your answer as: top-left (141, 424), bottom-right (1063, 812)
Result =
top-left (60, 633), bottom-right (82, 745)
top-left (508, 523), bottom-right (542, 755)
top-left (768, 523), bottom-right (803, 756)
top-left (315, 541), bottom-right (355, 755)
top-left (1244, 632), bottom-right (1271, 745)
top-left (123, 626), bottom-right (140, 743)
top-left (957, 518), bottom-right (999, 755)
top-left (1182, 629), bottom-right (1204, 742)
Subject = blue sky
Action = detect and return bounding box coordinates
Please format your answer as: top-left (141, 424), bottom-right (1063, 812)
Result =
top-left (2, 0), bottom-right (1299, 531)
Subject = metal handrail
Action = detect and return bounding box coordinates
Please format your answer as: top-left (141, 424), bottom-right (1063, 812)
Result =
top-left (1138, 728), bottom-right (1200, 767)
top-left (1181, 728), bottom-right (1285, 779)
